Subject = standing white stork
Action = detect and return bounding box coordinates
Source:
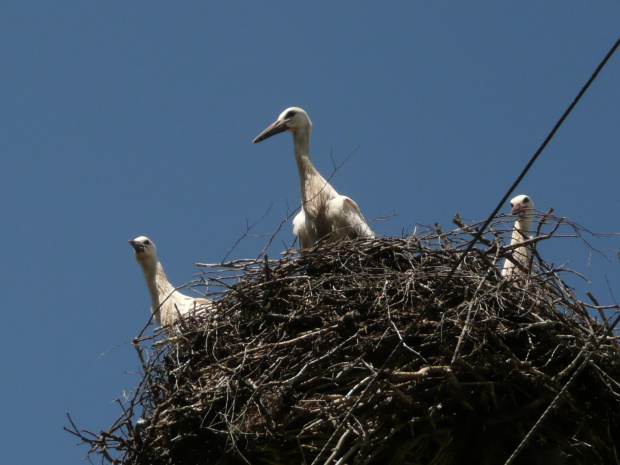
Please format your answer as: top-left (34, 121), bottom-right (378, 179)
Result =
top-left (252, 107), bottom-right (374, 248)
top-left (501, 195), bottom-right (536, 277)
top-left (129, 236), bottom-right (211, 326)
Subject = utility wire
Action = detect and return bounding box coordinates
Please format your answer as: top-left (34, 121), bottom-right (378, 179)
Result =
top-left (430, 37), bottom-right (620, 299)
top-left (432, 37), bottom-right (620, 464)
top-left (454, 37), bottom-right (620, 464)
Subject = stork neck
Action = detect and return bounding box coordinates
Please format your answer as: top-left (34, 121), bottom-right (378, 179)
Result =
top-left (512, 216), bottom-right (533, 242)
top-left (292, 129), bottom-right (321, 202)
top-left (141, 259), bottom-right (176, 309)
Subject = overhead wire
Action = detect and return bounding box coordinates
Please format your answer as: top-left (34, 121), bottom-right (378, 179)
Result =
top-left (422, 36), bottom-right (620, 464)
top-left (429, 37), bottom-right (620, 300)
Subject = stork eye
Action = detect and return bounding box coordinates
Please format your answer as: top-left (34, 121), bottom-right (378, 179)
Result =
top-left (523, 198), bottom-right (530, 203)
top-left (144, 240), bottom-right (151, 245)
top-left (510, 203), bottom-right (513, 208)
top-left (284, 110), bottom-right (297, 119)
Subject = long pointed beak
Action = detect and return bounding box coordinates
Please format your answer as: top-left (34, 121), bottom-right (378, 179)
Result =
top-left (252, 119), bottom-right (289, 143)
top-left (128, 239), bottom-right (144, 252)
top-left (510, 203), bottom-right (525, 216)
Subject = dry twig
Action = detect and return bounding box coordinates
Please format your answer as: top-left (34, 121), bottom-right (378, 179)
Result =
top-left (68, 217), bottom-right (620, 465)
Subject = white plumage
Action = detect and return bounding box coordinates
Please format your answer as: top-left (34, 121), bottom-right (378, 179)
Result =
top-left (501, 195), bottom-right (535, 278)
top-left (253, 107), bottom-right (374, 248)
top-left (129, 236), bottom-right (211, 326)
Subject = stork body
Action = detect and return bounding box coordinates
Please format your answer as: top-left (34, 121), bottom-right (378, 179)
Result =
top-left (129, 236), bottom-right (210, 326)
top-left (253, 107), bottom-right (374, 248)
top-left (501, 195), bottom-right (535, 278)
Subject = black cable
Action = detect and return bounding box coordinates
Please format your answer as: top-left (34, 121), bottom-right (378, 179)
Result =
top-left (430, 37), bottom-right (620, 464)
top-left (430, 37), bottom-right (620, 299)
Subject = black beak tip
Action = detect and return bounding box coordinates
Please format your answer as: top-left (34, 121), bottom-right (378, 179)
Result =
top-left (128, 240), bottom-right (143, 252)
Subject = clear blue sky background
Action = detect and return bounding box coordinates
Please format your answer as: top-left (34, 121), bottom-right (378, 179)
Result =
top-left (1, 3), bottom-right (618, 464)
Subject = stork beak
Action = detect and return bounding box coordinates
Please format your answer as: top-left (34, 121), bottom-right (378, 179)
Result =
top-left (510, 203), bottom-right (525, 216)
top-left (128, 239), bottom-right (144, 253)
top-left (252, 119), bottom-right (289, 143)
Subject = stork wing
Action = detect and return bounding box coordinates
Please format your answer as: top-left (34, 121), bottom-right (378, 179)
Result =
top-left (328, 196), bottom-right (374, 239)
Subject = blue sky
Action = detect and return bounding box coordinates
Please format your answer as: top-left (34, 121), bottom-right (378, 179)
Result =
top-left (1, 3), bottom-right (618, 464)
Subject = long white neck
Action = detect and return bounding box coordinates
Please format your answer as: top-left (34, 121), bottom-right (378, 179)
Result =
top-left (139, 258), bottom-right (177, 317)
top-left (292, 127), bottom-right (325, 204)
top-left (502, 214), bottom-right (534, 277)
top-left (511, 215), bottom-right (533, 244)
top-left (293, 125), bottom-right (337, 212)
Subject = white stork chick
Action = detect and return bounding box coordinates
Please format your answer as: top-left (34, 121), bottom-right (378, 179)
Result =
top-left (129, 236), bottom-right (211, 326)
top-left (501, 195), bottom-right (536, 278)
top-left (253, 107), bottom-right (374, 248)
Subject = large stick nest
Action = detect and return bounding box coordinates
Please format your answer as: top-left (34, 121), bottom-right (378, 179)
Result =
top-left (69, 216), bottom-right (620, 465)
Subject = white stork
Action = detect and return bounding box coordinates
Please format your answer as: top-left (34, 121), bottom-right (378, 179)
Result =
top-left (129, 236), bottom-right (211, 326)
top-left (253, 107), bottom-right (374, 248)
top-left (501, 195), bottom-right (535, 277)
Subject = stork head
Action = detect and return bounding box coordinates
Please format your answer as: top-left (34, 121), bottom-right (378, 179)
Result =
top-left (509, 194), bottom-right (534, 218)
top-left (252, 107), bottom-right (312, 143)
top-left (129, 236), bottom-right (157, 263)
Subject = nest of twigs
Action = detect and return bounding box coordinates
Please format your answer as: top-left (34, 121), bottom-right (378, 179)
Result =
top-left (68, 215), bottom-right (620, 465)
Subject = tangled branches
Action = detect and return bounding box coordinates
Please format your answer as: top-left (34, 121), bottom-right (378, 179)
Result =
top-left (67, 215), bottom-right (620, 465)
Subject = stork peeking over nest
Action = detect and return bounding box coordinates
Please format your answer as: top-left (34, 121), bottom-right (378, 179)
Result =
top-left (253, 107), bottom-right (374, 248)
top-left (129, 236), bottom-right (211, 326)
top-left (501, 194), bottom-right (535, 278)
